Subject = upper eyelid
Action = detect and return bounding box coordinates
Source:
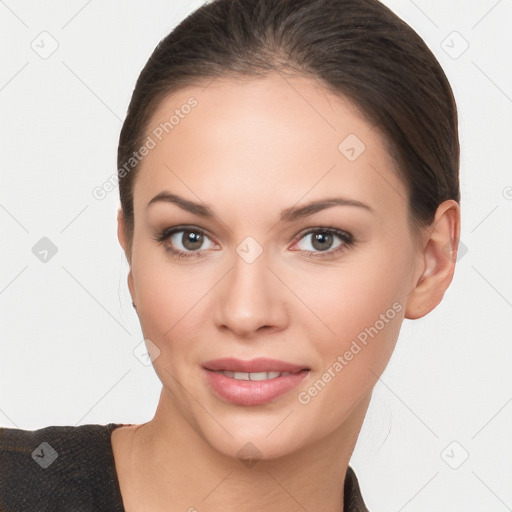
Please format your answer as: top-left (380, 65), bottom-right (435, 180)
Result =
top-left (163, 225), bottom-right (217, 244)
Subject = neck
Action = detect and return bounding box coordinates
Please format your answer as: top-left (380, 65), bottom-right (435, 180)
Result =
top-left (116, 389), bottom-right (371, 512)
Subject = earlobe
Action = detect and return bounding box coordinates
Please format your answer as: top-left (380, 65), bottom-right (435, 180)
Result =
top-left (404, 200), bottom-right (461, 320)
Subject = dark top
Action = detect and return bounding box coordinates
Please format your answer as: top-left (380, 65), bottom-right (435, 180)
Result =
top-left (0, 423), bottom-right (369, 511)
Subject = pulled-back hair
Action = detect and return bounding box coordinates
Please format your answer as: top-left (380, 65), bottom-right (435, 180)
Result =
top-left (118, 0), bottom-right (459, 255)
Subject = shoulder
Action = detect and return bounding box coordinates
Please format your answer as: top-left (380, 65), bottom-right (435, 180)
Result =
top-left (0, 423), bottom-right (125, 511)
top-left (344, 465), bottom-right (370, 512)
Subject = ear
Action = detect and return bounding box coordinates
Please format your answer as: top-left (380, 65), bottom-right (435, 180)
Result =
top-left (117, 208), bottom-right (136, 306)
top-left (404, 199), bottom-right (461, 320)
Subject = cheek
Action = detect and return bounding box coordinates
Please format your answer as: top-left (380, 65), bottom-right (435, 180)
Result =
top-left (295, 241), bottom-right (409, 413)
top-left (296, 296), bottom-right (403, 438)
top-left (135, 273), bottom-right (206, 342)
top-left (308, 281), bottom-right (403, 382)
top-left (130, 242), bottom-right (194, 337)
top-left (131, 241), bottom-right (221, 362)
top-left (302, 244), bottom-right (409, 345)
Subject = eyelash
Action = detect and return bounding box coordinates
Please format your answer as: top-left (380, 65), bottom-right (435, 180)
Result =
top-left (152, 225), bottom-right (355, 260)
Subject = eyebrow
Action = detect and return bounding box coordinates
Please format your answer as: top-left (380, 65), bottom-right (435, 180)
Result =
top-left (146, 191), bottom-right (374, 222)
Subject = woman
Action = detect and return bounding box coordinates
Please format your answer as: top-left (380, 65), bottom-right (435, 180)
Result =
top-left (0, 0), bottom-right (460, 510)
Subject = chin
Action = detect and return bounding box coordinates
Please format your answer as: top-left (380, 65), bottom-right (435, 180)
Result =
top-left (206, 428), bottom-right (307, 464)
top-left (202, 404), bottom-right (329, 458)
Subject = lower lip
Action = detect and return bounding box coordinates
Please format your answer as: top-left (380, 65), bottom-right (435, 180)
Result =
top-left (203, 369), bottom-right (309, 406)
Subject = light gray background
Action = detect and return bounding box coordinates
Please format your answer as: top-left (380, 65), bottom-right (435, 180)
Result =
top-left (1, 1), bottom-right (511, 510)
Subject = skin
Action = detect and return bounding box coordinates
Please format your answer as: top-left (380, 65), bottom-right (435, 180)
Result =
top-left (113, 71), bottom-right (460, 512)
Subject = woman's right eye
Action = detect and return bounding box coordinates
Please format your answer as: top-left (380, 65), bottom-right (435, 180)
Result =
top-left (153, 226), bottom-right (216, 259)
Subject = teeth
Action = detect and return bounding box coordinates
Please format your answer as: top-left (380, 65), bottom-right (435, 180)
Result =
top-left (217, 370), bottom-right (293, 380)
top-left (251, 371), bottom-right (278, 381)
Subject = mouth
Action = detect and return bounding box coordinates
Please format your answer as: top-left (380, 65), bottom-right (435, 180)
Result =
top-left (203, 357), bottom-right (310, 374)
top-left (211, 370), bottom-right (300, 381)
top-left (202, 357), bottom-right (310, 406)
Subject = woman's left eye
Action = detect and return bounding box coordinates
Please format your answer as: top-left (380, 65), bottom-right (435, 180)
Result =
top-left (153, 226), bottom-right (354, 259)
top-left (292, 228), bottom-right (354, 257)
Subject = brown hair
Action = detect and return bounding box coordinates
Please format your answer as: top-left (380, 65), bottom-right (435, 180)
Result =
top-left (117, 0), bottom-right (460, 258)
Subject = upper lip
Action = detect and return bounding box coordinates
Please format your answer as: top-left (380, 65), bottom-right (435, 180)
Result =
top-left (203, 357), bottom-right (309, 373)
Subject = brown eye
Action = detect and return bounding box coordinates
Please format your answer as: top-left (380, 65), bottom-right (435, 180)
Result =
top-left (153, 226), bottom-right (216, 259)
top-left (310, 232), bottom-right (334, 251)
top-left (293, 228), bottom-right (354, 257)
top-left (180, 230), bottom-right (204, 250)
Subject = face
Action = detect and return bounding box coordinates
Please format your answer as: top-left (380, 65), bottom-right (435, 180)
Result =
top-left (119, 72), bottom-right (425, 460)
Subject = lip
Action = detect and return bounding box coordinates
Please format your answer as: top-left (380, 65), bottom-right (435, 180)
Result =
top-left (202, 357), bottom-right (309, 373)
top-left (202, 358), bottom-right (310, 406)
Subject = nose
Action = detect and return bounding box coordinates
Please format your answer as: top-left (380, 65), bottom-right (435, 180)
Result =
top-left (213, 244), bottom-right (288, 338)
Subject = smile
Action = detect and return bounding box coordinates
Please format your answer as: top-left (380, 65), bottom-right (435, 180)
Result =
top-left (214, 370), bottom-right (294, 380)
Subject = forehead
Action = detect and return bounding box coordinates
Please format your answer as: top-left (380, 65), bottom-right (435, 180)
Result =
top-left (133, 72), bottom-right (408, 223)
